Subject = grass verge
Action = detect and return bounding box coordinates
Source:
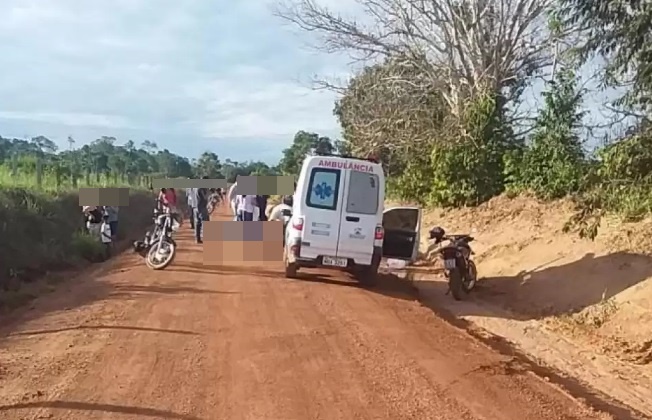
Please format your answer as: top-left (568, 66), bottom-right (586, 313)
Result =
top-left (0, 187), bottom-right (155, 312)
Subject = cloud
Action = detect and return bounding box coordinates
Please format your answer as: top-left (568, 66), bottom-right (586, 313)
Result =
top-left (0, 0), bottom-right (356, 161)
top-left (183, 64), bottom-right (342, 139)
top-left (0, 111), bottom-right (133, 129)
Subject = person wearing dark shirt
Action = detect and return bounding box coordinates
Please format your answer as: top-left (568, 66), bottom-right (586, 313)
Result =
top-left (194, 177), bottom-right (210, 243)
top-left (256, 195), bottom-right (268, 221)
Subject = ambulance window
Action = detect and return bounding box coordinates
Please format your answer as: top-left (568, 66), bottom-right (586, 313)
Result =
top-left (346, 171), bottom-right (379, 215)
top-left (306, 168), bottom-right (340, 210)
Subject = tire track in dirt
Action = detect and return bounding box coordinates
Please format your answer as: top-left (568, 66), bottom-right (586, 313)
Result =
top-left (0, 205), bottom-right (619, 419)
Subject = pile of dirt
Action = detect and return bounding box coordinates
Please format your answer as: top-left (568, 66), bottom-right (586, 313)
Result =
top-left (419, 194), bottom-right (652, 368)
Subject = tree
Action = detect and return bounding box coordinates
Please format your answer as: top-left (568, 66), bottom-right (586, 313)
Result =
top-left (334, 57), bottom-right (448, 158)
top-left (505, 68), bottom-right (587, 199)
top-left (141, 140), bottom-right (158, 154)
top-left (31, 136), bottom-right (57, 154)
top-left (195, 152), bottom-right (222, 178)
top-left (0, 134), bottom-right (280, 190)
top-left (276, 0), bottom-right (558, 116)
top-left (561, 0), bottom-right (652, 110)
top-left (278, 131), bottom-right (335, 175)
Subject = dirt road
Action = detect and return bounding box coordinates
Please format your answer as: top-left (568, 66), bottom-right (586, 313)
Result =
top-left (0, 207), bottom-right (614, 420)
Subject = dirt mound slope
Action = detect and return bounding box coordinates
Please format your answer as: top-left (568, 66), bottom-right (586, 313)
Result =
top-left (420, 194), bottom-right (652, 368)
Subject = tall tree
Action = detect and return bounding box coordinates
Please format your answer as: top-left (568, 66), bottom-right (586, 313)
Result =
top-left (278, 131), bottom-right (335, 175)
top-left (561, 0), bottom-right (652, 110)
top-left (276, 0), bottom-right (558, 116)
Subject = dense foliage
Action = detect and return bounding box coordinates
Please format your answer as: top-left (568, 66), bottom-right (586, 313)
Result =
top-left (0, 135), bottom-right (279, 189)
top-left (275, 0), bottom-right (652, 240)
top-left (0, 134), bottom-right (284, 302)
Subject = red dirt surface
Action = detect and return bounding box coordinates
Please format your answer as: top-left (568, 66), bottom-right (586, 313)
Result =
top-left (0, 205), bottom-right (612, 419)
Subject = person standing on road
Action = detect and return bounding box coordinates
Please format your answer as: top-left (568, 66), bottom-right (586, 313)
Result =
top-left (82, 205), bottom-right (104, 240)
top-left (158, 187), bottom-right (182, 225)
top-left (268, 195), bottom-right (293, 222)
top-left (104, 205), bottom-right (119, 241)
top-left (228, 182), bottom-right (238, 220)
top-left (256, 195), bottom-right (269, 221)
top-left (237, 194), bottom-right (256, 221)
top-left (234, 194), bottom-right (243, 221)
top-left (194, 177), bottom-right (210, 243)
top-left (186, 181), bottom-right (195, 230)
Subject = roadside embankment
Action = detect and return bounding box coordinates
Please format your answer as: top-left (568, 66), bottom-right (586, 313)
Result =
top-left (0, 187), bottom-right (155, 312)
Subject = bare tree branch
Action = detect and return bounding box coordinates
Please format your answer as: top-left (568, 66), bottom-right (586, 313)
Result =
top-left (275, 0), bottom-right (558, 115)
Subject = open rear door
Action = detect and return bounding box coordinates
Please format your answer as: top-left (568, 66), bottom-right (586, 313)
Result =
top-left (382, 206), bottom-right (422, 262)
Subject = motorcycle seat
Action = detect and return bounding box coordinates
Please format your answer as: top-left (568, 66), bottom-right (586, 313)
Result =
top-left (448, 234), bottom-right (473, 243)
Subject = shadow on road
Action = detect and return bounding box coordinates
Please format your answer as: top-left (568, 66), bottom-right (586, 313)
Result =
top-left (7, 324), bottom-right (201, 337)
top-left (408, 278), bottom-right (646, 420)
top-left (413, 251), bottom-right (652, 321)
top-left (295, 270), bottom-right (418, 302)
top-left (164, 262), bottom-right (283, 278)
top-left (0, 400), bottom-right (201, 419)
top-left (110, 284), bottom-right (239, 296)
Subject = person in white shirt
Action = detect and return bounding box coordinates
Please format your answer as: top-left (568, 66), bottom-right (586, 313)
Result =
top-left (228, 182), bottom-right (238, 220)
top-left (268, 196), bottom-right (293, 245)
top-left (268, 195), bottom-right (293, 222)
top-left (236, 194), bottom-right (257, 221)
top-left (185, 183), bottom-right (195, 229)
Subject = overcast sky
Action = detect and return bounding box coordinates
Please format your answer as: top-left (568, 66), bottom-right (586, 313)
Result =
top-left (0, 1), bottom-right (622, 165)
top-left (0, 0), bottom-right (360, 164)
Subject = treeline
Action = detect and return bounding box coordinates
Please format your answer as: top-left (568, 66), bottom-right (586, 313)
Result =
top-left (0, 135), bottom-right (279, 189)
top-left (276, 0), bottom-right (652, 239)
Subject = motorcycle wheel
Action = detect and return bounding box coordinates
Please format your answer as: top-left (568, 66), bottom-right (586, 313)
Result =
top-left (448, 268), bottom-right (464, 300)
top-left (145, 239), bottom-right (176, 270)
top-left (463, 260), bottom-right (478, 293)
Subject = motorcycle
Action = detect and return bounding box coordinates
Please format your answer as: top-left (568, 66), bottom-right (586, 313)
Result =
top-left (429, 226), bottom-right (478, 300)
top-left (133, 206), bottom-right (179, 270)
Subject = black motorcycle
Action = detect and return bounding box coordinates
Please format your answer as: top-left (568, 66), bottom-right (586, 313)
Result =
top-left (133, 205), bottom-right (178, 270)
top-left (429, 226), bottom-right (478, 300)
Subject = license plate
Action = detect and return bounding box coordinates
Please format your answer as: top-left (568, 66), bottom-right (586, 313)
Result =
top-left (323, 256), bottom-right (348, 267)
top-left (444, 259), bottom-right (456, 269)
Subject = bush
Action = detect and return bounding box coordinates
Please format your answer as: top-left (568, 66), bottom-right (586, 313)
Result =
top-left (70, 231), bottom-right (108, 263)
top-left (505, 68), bottom-right (587, 200)
top-left (0, 187), bottom-right (154, 291)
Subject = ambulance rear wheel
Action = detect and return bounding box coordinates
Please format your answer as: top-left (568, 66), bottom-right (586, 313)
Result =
top-left (356, 264), bottom-right (378, 287)
top-left (284, 250), bottom-right (298, 279)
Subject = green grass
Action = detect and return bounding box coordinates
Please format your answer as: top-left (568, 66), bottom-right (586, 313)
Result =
top-left (0, 182), bottom-right (155, 312)
top-left (0, 166), bottom-right (150, 192)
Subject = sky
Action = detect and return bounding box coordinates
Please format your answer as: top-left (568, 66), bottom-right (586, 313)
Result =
top-left (0, 0), bottom-right (357, 164)
top-left (0, 1), bottom-right (622, 166)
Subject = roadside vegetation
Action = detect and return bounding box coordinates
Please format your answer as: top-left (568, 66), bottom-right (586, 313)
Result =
top-left (4, 0), bottom-right (651, 312)
top-left (273, 0), bottom-right (652, 242)
top-left (0, 135), bottom-right (281, 310)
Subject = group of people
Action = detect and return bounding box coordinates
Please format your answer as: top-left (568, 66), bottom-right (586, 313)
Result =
top-left (81, 179), bottom-right (293, 247)
top-left (81, 205), bottom-right (119, 243)
top-left (225, 181), bottom-right (295, 223)
top-left (226, 182), bottom-right (279, 222)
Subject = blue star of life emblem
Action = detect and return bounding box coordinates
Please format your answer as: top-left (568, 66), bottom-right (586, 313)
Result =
top-left (313, 182), bottom-right (333, 200)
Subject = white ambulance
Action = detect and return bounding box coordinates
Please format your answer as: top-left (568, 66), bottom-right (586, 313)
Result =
top-left (283, 154), bottom-right (422, 285)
